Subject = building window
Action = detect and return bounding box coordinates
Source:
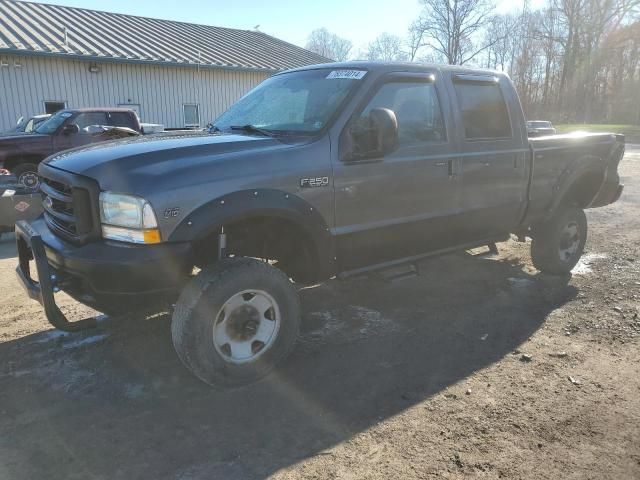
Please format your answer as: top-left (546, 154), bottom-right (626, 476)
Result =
top-left (44, 101), bottom-right (67, 114)
top-left (183, 103), bottom-right (200, 127)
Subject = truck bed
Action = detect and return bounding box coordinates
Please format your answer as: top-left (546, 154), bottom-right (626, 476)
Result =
top-left (523, 132), bottom-right (625, 226)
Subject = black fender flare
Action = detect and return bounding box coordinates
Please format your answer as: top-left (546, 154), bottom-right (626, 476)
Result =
top-left (169, 189), bottom-right (336, 279)
top-left (544, 154), bottom-right (606, 221)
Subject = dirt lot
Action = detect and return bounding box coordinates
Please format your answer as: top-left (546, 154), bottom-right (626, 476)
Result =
top-left (0, 147), bottom-right (638, 480)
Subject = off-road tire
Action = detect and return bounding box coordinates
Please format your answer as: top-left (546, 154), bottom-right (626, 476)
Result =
top-left (171, 257), bottom-right (300, 387)
top-left (12, 163), bottom-right (39, 190)
top-left (531, 205), bottom-right (587, 275)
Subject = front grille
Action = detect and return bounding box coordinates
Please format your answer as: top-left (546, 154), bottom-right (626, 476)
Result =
top-left (41, 176), bottom-right (93, 242)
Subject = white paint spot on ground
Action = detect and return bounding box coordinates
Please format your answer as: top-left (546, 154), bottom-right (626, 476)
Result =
top-left (572, 253), bottom-right (607, 275)
top-left (62, 334), bottom-right (109, 349)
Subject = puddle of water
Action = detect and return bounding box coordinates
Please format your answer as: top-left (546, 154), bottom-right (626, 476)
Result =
top-left (32, 330), bottom-right (70, 343)
top-left (62, 334), bottom-right (109, 349)
top-left (304, 305), bottom-right (395, 346)
top-left (507, 277), bottom-right (535, 288)
top-left (572, 253), bottom-right (607, 275)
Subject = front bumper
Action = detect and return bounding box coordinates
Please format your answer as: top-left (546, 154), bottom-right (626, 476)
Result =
top-left (15, 218), bottom-right (192, 331)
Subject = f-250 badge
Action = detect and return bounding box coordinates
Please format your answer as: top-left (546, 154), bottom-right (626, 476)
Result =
top-left (300, 176), bottom-right (329, 188)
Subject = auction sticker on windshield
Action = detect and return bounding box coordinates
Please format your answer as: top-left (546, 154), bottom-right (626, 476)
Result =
top-left (326, 70), bottom-right (367, 80)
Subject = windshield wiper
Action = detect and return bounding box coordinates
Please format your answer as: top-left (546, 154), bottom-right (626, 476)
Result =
top-left (229, 124), bottom-right (276, 137)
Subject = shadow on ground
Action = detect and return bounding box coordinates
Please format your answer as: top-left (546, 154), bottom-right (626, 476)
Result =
top-left (0, 233), bottom-right (16, 260)
top-left (0, 251), bottom-right (576, 480)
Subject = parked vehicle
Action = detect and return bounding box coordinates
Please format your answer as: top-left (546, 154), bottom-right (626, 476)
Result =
top-left (16, 63), bottom-right (624, 387)
top-left (0, 174), bottom-right (42, 239)
top-left (5, 114), bottom-right (51, 135)
top-left (527, 120), bottom-right (557, 136)
top-left (0, 108), bottom-right (141, 189)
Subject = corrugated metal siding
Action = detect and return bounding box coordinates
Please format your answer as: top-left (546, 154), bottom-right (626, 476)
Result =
top-left (0, 0), bottom-right (330, 71)
top-left (0, 53), bottom-right (270, 131)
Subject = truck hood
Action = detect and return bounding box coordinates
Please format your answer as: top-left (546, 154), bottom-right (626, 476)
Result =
top-left (42, 132), bottom-right (296, 192)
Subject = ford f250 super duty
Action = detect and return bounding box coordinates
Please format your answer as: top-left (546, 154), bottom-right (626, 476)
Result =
top-left (15, 62), bottom-right (624, 387)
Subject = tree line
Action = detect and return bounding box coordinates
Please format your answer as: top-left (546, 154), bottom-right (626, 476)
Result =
top-left (305, 0), bottom-right (640, 124)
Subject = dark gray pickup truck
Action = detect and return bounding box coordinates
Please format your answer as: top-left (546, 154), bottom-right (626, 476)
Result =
top-left (15, 62), bottom-right (624, 387)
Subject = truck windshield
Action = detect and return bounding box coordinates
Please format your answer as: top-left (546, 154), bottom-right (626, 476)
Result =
top-left (35, 111), bottom-right (72, 135)
top-left (213, 68), bottom-right (366, 134)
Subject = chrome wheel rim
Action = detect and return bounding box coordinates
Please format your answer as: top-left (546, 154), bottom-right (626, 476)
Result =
top-left (212, 290), bottom-right (280, 364)
top-left (558, 221), bottom-right (580, 262)
top-left (19, 171), bottom-right (39, 190)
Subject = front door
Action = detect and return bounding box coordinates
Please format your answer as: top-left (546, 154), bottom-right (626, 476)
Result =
top-left (332, 72), bottom-right (460, 271)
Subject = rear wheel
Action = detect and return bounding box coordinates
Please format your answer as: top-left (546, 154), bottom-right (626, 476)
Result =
top-left (531, 205), bottom-right (587, 275)
top-left (171, 257), bottom-right (300, 387)
top-left (12, 163), bottom-right (40, 190)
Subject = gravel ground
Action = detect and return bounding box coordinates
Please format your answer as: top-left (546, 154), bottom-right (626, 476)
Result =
top-left (0, 147), bottom-right (638, 480)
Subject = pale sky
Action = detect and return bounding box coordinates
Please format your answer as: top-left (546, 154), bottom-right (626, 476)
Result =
top-left (26, 0), bottom-right (545, 53)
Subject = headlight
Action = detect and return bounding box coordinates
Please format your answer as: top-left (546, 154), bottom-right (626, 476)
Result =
top-left (99, 192), bottom-right (160, 244)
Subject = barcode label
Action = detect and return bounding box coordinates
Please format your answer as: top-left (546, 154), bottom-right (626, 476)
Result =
top-left (326, 70), bottom-right (367, 80)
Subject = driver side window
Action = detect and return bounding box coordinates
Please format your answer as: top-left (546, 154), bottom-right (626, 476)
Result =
top-left (359, 81), bottom-right (446, 146)
top-left (74, 112), bottom-right (109, 133)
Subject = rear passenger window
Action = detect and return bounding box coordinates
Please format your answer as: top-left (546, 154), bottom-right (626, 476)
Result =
top-left (109, 112), bottom-right (137, 129)
top-left (454, 81), bottom-right (511, 140)
top-left (359, 81), bottom-right (446, 146)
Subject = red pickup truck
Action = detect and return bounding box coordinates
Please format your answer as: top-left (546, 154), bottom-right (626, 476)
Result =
top-left (0, 108), bottom-right (141, 189)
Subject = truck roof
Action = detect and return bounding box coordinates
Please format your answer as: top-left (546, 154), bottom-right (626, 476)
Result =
top-left (60, 108), bottom-right (137, 114)
top-left (282, 61), bottom-right (509, 78)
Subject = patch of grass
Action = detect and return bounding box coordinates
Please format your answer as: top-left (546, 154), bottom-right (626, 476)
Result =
top-left (555, 124), bottom-right (640, 141)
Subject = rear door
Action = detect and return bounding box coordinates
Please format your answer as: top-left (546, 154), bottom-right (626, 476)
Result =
top-left (333, 72), bottom-right (460, 271)
top-left (449, 74), bottom-right (529, 239)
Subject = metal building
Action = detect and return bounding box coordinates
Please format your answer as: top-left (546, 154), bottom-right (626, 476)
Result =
top-left (0, 0), bottom-right (328, 131)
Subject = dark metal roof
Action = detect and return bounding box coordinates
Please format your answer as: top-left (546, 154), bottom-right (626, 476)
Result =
top-left (0, 0), bottom-right (331, 72)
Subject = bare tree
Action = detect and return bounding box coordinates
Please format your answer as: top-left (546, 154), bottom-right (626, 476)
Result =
top-left (306, 28), bottom-right (353, 61)
top-left (366, 33), bottom-right (409, 61)
top-left (410, 0), bottom-right (500, 65)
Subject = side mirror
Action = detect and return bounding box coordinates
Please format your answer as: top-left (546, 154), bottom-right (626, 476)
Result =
top-left (347, 108), bottom-right (398, 161)
top-left (16, 116), bottom-right (24, 126)
top-left (61, 123), bottom-right (79, 136)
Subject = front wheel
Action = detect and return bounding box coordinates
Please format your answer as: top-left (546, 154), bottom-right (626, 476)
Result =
top-left (171, 257), bottom-right (300, 387)
top-left (531, 205), bottom-right (587, 275)
top-left (12, 163), bottom-right (40, 190)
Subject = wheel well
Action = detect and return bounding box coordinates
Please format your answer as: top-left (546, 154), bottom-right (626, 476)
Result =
top-left (192, 216), bottom-right (321, 284)
top-left (563, 171), bottom-right (604, 208)
top-left (5, 154), bottom-right (42, 171)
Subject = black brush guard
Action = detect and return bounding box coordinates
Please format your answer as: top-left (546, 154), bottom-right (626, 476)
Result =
top-left (15, 220), bottom-right (97, 332)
